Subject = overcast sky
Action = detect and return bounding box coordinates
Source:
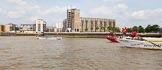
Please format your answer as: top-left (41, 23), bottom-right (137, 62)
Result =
top-left (0, 0), bottom-right (162, 28)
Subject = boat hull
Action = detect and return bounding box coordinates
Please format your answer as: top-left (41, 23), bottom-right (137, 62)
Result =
top-left (118, 39), bottom-right (162, 50)
top-left (143, 38), bottom-right (162, 42)
top-left (37, 36), bottom-right (62, 40)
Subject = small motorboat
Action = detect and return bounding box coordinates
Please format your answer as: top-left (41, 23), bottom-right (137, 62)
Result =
top-left (37, 36), bottom-right (62, 40)
top-left (106, 34), bottom-right (162, 50)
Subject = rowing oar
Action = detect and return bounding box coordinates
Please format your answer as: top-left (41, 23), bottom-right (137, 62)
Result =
top-left (142, 38), bottom-right (160, 47)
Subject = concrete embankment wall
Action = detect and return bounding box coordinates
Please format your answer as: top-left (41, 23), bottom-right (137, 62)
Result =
top-left (45, 32), bottom-right (109, 38)
top-left (0, 32), bottom-right (162, 38)
top-left (15, 32), bottom-right (109, 38)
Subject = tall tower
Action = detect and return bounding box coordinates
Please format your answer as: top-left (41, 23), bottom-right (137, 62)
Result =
top-left (35, 19), bottom-right (46, 33)
top-left (67, 8), bottom-right (81, 32)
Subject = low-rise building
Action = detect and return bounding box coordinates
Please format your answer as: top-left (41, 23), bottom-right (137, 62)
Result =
top-left (46, 26), bottom-right (55, 32)
top-left (19, 24), bottom-right (35, 33)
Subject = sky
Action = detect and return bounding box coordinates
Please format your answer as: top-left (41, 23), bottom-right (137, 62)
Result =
top-left (0, 0), bottom-right (162, 28)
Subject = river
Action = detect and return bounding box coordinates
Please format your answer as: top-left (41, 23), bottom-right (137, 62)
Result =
top-left (0, 36), bottom-right (162, 70)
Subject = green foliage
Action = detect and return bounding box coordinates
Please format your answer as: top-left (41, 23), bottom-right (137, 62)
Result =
top-left (85, 28), bottom-right (88, 31)
top-left (138, 26), bottom-right (145, 33)
top-left (90, 27), bottom-right (93, 32)
top-left (95, 26), bottom-right (99, 30)
top-left (145, 25), bottom-right (151, 32)
top-left (151, 25), bottom-right (160, 32)
top-left (90, 27), bottom-right (93, 30)
top-left (132, 26), bottom-right (138, 31)
top-left (101, 27), bottom-right (105, 30)
top-left (107, 26), bottom-right (112, 31)
top-left (114, 27), bottom-right (120, 32)
top-left (145, 24), bottom-right (160, 33)
top-left (127, 28), bottom-right (132, 32)
top-left (126, 24), bottom-right (160, 33)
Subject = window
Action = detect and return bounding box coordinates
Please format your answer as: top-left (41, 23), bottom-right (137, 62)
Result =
top-left (100, 21), bottom-right (102, 27)
top-left (81, 20), bottom-right (84, 31)
top-left (85, 20), bottom-right (88, 29)
top-left (38, 24), bottom-right (40, 31)
top-left (109, 21), bottom-right (111, 26)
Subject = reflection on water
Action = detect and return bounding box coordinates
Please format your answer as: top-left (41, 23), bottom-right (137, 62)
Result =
top-left (0, 36), bottom-right (162, 70)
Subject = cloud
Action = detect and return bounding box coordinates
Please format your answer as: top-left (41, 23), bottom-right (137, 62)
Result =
top-left (39, 6), bottom-right (67, 15)
top-left (7, 0), bottom-right (39, 18)
top-left (130, 8), bottom-right (162, 20)
top-left (7, 11), bottom-right (26, 18)
top-left (89, 3), bottom-right (128, 17)
top-left (127, 8), bottom-right (162, 27)
top-left (8, 0), bottom-right (27, 6)
top-left (131, 10), bottom-right (145, 19)
top-left (102, 0), bottom-right (123, 2)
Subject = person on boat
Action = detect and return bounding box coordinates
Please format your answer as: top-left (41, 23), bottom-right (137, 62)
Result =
top-left (121, 27), bottom-right (127, 37)
top-left (107, 32), bottom-right (119, 43)
top-left (109, 32), bottom-right (116, 37)
top-left (107, 32), bottom-right (115, 39)
top-left (36, 32), bottom-right (40, 39)
top-left (131, 31), bottom-right (138, 40)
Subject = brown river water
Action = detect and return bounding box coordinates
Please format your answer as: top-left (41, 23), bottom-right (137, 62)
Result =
top-left (0, 36), bottom-right (162, 70)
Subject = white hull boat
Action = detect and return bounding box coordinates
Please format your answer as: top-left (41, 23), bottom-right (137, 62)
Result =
top-left (118, 38), bottom-right (162, 50)
top-left (107, 35), bottom-right (162, 50)
top-left (37, 36), bottom-right (62, 40)
top-left (142, 37), bottom-right (162, 42)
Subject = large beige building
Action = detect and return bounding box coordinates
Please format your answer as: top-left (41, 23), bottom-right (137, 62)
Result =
top-left (0, 25), bottom-right (4, 32)
top-left (0, 23), bottom-right (16, 33)
top-left (63, 8), bottom-right (116, 32)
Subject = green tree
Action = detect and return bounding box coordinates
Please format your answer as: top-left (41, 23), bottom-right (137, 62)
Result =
top-left (90, 27), bottom-right (93, 32)
top-left (101, 27), bottom-right (105, 30)
top-left (132, 26), bottom-right (138, 31)
top-left (107, 26), bottom-right (112, 32)
top-left (145, 25), bottom-right (151, 33)
top-left (138, 26), bottom-right (145, 33)
top-left (95, 26), bottom-right (99, 31)
top-left (100, 26), bottom-right (105, 32)
top-left (151, 25), bottom-right (160, 32)
top-left (126, 28), bottom-right (132, 33)
top-left (114, 27), bottom-right (120, 32)
top-left (85, 28), bottom-right (88, 32)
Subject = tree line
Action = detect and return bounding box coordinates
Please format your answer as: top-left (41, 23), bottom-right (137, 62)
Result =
top-left (126, 24), bottom-right (162, 33)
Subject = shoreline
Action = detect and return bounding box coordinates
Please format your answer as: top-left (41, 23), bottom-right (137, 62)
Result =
top-left (0, 32), bottom-right (161, 38)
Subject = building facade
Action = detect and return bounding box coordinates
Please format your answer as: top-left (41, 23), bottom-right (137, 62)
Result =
top-left (0, 23), bottom-right (17, 33)
top-left (63, 8), bottom-right (116, 32)
top-left (35, 19), bottom-right (46, 33)
top-left (19, 24), bottom-right (35, 33)
top-left (65, 9), bottom-right (81, 32)
top-left (46, 26), bottom-right (55, 32)
top-left (80, 17), bottom-right (115, 32)
top-left (0, 25), bottom-right (4, 32)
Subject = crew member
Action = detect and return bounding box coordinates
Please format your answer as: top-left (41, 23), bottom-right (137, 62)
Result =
top-left (131, 31), bottom-right (138, 40)
top-left (122, 27), bottom-right (127, 37)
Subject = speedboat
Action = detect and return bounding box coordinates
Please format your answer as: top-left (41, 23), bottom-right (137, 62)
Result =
top-left (106, 34), bottom-right (162, 50)
top-left (37, 36), bottom-right (62, 40)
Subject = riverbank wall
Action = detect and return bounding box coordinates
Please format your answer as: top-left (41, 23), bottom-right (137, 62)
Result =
top-left (0, 32), bottom-right (161, 38)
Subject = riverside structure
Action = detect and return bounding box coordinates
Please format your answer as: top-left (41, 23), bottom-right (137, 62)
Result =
top-left (63, 8), bottom-right (116, 32)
